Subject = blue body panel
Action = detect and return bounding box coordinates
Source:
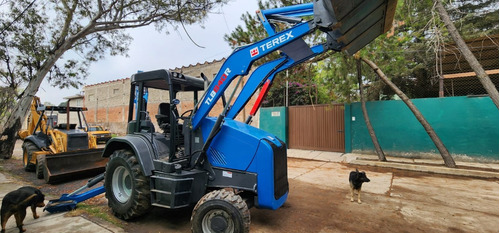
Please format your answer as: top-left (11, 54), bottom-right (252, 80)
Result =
top-left (201, 118), bottom-right (288, 209)
top-left (261, 3), bottom-right (313, 16)
top-left (260, 3), bottom-right (314, 36)
top-left (201, 117), bottom-right (281, 170)
top-left (246, 139), bottom-right (288, 210)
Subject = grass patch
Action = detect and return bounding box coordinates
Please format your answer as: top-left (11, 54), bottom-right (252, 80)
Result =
top-left (66, 203), bottom-right (124, 228)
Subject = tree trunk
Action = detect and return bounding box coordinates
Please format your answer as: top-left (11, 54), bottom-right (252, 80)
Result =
top-left (356, 59), bottom-right (386, 161)
top-left (0, 50), bottom-right (64, 158)
top-left (434, 0), bottom-right (499, 108)
top-left (0, 119), bottom-right (22, 159)
top-left (0, 93), bottom-right (34, 159)
top-left (361, 57), bottom-right (456, 168)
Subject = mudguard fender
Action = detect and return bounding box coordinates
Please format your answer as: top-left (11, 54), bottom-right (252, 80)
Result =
top-left (24, 134), bottom-right (49, 149)
top-left (102, 135), bottom-right (156, 176)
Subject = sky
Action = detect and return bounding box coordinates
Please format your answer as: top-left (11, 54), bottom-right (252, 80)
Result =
top-left (37, 0), bottom-right (259, 105)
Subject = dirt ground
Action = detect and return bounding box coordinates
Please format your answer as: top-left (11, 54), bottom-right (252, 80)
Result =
top-left (2, 140), bottom-right (498, 233)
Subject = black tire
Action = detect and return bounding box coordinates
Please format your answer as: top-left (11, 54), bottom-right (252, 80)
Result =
top-left (35, 156), bottom-right (44, 179)
top-left (191, 189), bottom-right (250, 233)
top-left (105, 149), bottom-right (151, 220)
top-left (22, 141), bottom-right (37, 171)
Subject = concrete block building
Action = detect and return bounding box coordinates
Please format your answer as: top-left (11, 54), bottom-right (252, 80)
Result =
top-left (83, 58), bottom-right (259, 135)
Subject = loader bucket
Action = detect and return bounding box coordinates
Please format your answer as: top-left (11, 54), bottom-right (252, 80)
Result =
top-left (314, 0), bottom-right (397, 55)
top-left (42, 149), bottom-right (108, 184)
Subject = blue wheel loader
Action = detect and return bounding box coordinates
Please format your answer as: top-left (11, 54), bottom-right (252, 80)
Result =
top-left (101, 0), bottom-right (396, 232)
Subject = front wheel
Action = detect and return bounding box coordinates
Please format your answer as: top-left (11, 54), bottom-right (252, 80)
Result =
top-left (191, 189), bottom-right (250, 233)
top-left (35, 155), bottom-right (44, 179)
top-left (22, 141), bottom-right (38, 171)
top-left (104, 149), bottom-right (151, 220)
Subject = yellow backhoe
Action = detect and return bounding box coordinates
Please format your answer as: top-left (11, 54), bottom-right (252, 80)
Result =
top-left (18, 97), bottom-right (107, 184)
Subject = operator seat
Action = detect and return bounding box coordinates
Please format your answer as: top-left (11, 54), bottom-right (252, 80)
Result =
top-left (156, 103), bottom-right (179, 133)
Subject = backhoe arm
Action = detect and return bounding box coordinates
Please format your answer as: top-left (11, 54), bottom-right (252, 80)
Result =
top-left (19, 97), bottom-right (48, 139)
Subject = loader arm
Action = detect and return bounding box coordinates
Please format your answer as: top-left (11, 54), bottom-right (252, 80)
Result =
top-left (226, 44), bottom-right (326, 120)
top-left (191, 21), bottom-right (314, 129)
top-left (192, 0), bottom-right (396, 129)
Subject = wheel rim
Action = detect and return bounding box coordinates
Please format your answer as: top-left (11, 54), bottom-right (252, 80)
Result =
top-left (23, 150), bottom-right (28, 167)
top-left (112, 166), bottom-right (132, 203)
top-left (202, 209), bottom-right (234, 233)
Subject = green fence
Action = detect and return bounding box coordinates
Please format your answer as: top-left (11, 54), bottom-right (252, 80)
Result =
top-left (259, 106), bottom-right (288, 146)
top-left (345, 96), bottom-right (499, 160)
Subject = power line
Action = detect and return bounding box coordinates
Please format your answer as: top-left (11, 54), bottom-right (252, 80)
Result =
top-left (0, 0), bottom-right (36, 35)
top-left (220, 5), bottom-right (231, 33)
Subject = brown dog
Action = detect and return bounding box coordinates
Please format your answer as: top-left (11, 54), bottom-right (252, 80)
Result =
top-left (1, 186), bottom-right (45, 233)
top-left (349, 169), bottom-right (370, 204)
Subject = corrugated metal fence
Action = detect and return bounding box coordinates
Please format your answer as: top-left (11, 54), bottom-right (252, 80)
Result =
top-left (288, 104), bottom-right (345, 152)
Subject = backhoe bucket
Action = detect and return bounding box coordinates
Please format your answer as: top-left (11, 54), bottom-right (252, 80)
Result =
top-left (314, 0), bottom-right (397, 55)
top-left (42, 149), bottom-right (107, 184)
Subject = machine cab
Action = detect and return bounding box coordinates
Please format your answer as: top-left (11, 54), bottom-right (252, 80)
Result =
top-left (126, 70), bottom-right (206, 161)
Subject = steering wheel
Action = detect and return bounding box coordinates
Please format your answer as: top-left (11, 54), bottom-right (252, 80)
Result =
top-left (181, 110), bottom-right (193, 118)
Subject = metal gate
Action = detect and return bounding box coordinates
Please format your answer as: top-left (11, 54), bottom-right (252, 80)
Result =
top-left (288, 104), bottom-right (345, 152)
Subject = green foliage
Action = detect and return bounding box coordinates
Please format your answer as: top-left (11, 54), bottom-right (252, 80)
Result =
top-left (318, 0), bottom-right (498, 102)
top-left (0, 0), bottom-right (227, 96)
top-left (447, 0), bottom-right (499, 39)
top-left (316, 54), bottom-right (360, 103)
top-left (263, 81), bottom-right (320, 107)
top-left (325, 0), bottom-right (438, 102)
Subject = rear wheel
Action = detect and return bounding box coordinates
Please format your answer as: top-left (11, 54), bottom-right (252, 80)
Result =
top-left (105, 149), bottom-right (151, 220)
top-left (191, 189), bottom-right (250, 233)
top-left (22, 141), bottom-right (37, 171)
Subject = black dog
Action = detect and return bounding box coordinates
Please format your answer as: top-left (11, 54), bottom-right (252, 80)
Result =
top-left (349, 169), bottom-right (370, 204)
top-left (1, 186), bottom-right (45, 233)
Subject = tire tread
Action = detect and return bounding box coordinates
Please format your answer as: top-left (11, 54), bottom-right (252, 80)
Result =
top-left (105, 149), bottom-right (151, 220)
top-left (22, 141), bottom-right (37, 171)
top-left (191, 189), bottom-right (250, 233)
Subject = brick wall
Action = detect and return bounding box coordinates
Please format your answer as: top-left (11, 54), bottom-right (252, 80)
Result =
top-left (84, 78), bottom-right (130, 133)
top-left (83, 58), bottom-right (259, 135)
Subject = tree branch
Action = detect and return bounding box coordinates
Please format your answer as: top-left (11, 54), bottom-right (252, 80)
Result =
top-left (433, 0), bottom-right (499, 108)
